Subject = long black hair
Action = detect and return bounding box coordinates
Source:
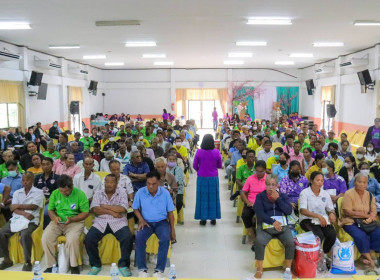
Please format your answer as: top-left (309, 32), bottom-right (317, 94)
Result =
top-left (163, 109), bottom-right (167, 114)
top-left (201, 134), bottom-right (215, 150)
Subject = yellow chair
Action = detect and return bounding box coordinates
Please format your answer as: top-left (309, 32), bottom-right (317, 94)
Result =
top-left (9, 199), bottom-right (45, 263)
top-left (67, 134), bottom-right (75, 142)
top-left (144, 235), bottom-right (172, 268)
top-left (95, 171), bottom-right (110, 180)
top-left (271, 142), bottom-right (283, 150)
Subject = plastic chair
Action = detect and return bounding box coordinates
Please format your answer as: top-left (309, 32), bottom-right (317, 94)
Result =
top-left (271, 142), bottom-right (283, 150)
top-left (94, 171), bottom-right (110, 180)
top-left (9, 198), bottom-right (46, 263)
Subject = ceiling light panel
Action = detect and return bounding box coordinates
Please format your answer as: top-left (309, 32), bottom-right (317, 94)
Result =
top-left (247, 18), bottom-right (292, 25)
top-left (0, 22), bottom-right (31, 29)
top-left (125, 41), bottom-right (157, 47)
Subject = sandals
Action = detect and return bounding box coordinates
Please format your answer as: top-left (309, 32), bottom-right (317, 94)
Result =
top-left (254, 270), bottom-right (263, 279)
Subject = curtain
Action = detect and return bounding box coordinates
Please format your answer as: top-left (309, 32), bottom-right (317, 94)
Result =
top-left (255, 86), bottom-right (278, 120)
top-left (0, 81), bottom-right (25, 130)
top-left (68, 86), bottom-right (83, 103)
top-left (175, 89), bottom-right (186, 118)
top-left (321, 85), bottom-right (336, 104)
top-left (247, 96), bottom-right (255, 119)
top-left (217, 88), bottom-right (227, 115)
top-left (186, 88), bottom-right (218, 100)
top-left (276, 87), bottom-right (299, 115)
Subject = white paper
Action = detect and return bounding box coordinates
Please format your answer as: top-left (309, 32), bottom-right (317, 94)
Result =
top-left (296, 231), bottom-right (317, 245)
top-left (312, 215), bottom-right (330, 225)
top-left (326, 189), bottom-right (337, 196)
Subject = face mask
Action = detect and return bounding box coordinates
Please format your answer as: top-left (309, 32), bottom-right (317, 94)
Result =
top-left (54, 124), bottom-right (57, 128)
top-left (242, 155), bottom-right (247, 159)
top-left (279, 160), bottom-right (287, 165)
top-left (167, 162), bottom-right (177, 168)
top-left (109, 137), bottom-right (115, 142)
top-left (356, 154), bottom-right (364, 160)
top-left (8, 171), bottom-right (17, 177)
top-left (253, 126), bottom-right (257, 130)
top-left (139, 136), bottom-right (144, 140)
top-left (368, 148), bottom-right (374, 152)
top-left (322, 167), bottom-right (328, 175)
top-left (154, 124), bottom-right (158, 128)
top-left (84, 133), bottom-right (89, 137)
top-left (176, 142), bottom-right (182, 147)
top-left (249, 132), bottom-right (253, 136)
top-left (330, 150), bottom-right (337, 156)
top-left (274, 155), bottom-right (280, 161)
top-left (361, 170), bottom-right (370, 176)
top-left (290, 171), bottom-right (300, 177)
top-left (344, 163), bottom-right (352, 168)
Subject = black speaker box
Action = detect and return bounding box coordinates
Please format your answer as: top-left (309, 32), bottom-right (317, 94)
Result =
top-left (326, 104), bottom-right (337, 118)
top-left (70, 101), bottom-right (80, 114)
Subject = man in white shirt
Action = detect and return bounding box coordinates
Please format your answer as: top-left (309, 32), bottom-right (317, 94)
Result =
top-left (73, 157), bottom-right (101, 201)
top-left (256, 140), bottom-right (274, 162)
top-left (0, 172), bottom-right (44, 271)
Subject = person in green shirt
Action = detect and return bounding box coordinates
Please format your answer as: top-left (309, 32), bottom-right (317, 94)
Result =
top-left (42, 142), bottom-right (60, 160)
top-left (42, 174), bottom-right (89, 274)
top-left (231, 149), bottom-right (256, 200)
top-left (0, 150), bottom-right (24, 179)
top-left (80, 128), bottom-right (95, 151)
top-left (298, 133), bottom-right (312, 152)
top-left (325, 130), bottom-right (339, 144)
top-left (116, 125), bottom-right (126, 136)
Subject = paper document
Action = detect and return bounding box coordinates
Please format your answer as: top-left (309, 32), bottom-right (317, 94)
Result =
top-left (311, 215), bottom-right (330, 225)
top-left (296, 231), bottom-right (317, 245)
top-left (262, 216), bottom-right (287, 229)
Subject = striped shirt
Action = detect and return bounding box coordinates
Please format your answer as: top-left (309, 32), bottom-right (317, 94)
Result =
top-left (90, 187), bottom-right (129, 233)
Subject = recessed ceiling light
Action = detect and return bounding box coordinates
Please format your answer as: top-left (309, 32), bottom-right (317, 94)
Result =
top-left (247, 18), bottom-right (292, 25)
top-left (49, 45), bottom-right (80, 49)
top-left (236, 41), bottom-right (267, 46)
top-left (228, 52), bottom-right (253, 58)
top-left (313, 42), bottom-right (344, 47)
top-left (154, 61), bottom-right (173, 66)
top-left (0, 22), bottom-right (31, 30)
top-left (289, 53), bottom-right (314, 58)
top-left (354, 20), bottom-right (380, 26)
top-left (105, 62), bottom-right (125, 66)
top-left (274, 61), bottom-right (294, 65)
top-left (224, 60), bottom-right (244, 65)
top-left (83, 55), bottom-right (107, 59)
top-left (125, 41), bottom-right (157, 47)
top-left (142, 53), bottom-right (166, 58)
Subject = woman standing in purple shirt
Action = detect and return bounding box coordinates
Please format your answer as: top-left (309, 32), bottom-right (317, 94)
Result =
top-left (162, 109), bottom-right (169, 121)
top-left (193, 134), bottom-right (222, 225)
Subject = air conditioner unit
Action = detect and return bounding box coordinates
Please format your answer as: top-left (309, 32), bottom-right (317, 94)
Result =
top-left (68, 65), bottom-right (88, 75)
top-left (0, 49), bottom-right (22, 61)
top-left (314, 65), bottom-right (335, 74)
top-left (34, 58), bottom-right (62, 69)
top-left (339, 58), bottom-right (368, 68)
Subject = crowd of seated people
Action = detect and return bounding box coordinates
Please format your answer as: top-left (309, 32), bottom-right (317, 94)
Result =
top-left (218, 114), bottom-right (380, 277)
top-left (0, 113), bottom-right (197, 277)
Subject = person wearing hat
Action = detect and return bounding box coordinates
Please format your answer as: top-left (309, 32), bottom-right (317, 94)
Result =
top-left (326, 130), bottom-right (338, 144)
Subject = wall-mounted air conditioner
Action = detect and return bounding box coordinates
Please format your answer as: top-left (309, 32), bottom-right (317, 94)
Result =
top-left (68, 65), bottom-right (88, 75)
top-left (34, 57), bottom-right (62, 69)
top-left (0, 49), bottom-right (21, 61)
top-left (339, 57), bottom-right (368, 68)
top-left (314, 65), bottom-right (335, 74)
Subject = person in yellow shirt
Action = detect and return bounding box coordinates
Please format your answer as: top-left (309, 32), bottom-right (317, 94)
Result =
top-left (98, 132), bottom-right (110, 150)
top-left (266, 147), bottom-right (283, 174)
top-left (305, 153), bottom-right (326, 180)
top-left (174, 137), bottom-right (188, 160)
top-left (26, 154), bottom-right (43, 175)
top-left (247, 136), bottom-right (260, 152)
top-left (236, 149), bottom-right (248, 170)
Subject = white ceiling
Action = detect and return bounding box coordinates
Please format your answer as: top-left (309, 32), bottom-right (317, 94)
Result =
top-left (1, 0), bottom-right (380, 69)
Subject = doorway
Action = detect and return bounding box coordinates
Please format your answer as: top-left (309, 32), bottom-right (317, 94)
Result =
top-left (187, 100), bottom-right (223, 128)
top-left (322, 100), bottom-right (333, 131)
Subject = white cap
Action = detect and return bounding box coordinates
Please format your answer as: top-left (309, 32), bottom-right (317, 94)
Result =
top-left (111, 263), bottom-right (116, 266)
top-left (285, 267), bottom-right (290, 271)
top-left (170, 264), bottom-right (175, 268)
top-left (35, 261), bottom-right (39, 264)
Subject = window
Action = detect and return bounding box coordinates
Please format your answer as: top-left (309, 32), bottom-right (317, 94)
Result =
top-left (0, 103), bottom-right (18, 129)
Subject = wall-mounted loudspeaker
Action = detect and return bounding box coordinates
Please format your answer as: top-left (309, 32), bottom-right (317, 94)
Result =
top-left (70, 101), bottom-right (80, 114)
top-left (326, 104), bottom-right (337, 118)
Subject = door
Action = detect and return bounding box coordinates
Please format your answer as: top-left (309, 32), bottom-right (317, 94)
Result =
top-left (187, 100), bottom-right (223, 129)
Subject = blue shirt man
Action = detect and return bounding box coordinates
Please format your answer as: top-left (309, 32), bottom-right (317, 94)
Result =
top-left (1, 173), bottom-right (22, 198)
top-left (123, 151), bottom-right (150, 192)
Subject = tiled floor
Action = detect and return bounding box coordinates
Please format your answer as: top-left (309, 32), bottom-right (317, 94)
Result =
top-left (0, 130), bottom-right (372, 278)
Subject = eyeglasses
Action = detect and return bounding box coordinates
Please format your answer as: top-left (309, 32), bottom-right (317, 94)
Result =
top-left (266, 183), bottom-right (278, 187)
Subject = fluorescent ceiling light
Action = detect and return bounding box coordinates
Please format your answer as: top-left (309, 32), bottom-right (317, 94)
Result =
top-left (49, 45), bottom-right (80, 49)
top-left (289, 53), bottom-right (314, 58)
top-left (224, 60), bottom-right (244, 65)
top-left (247, 18), bottom-right (292, 25)
top-left (83, 55), bottom-right (106, 59)
top-left (236, 41), bottom-right (267, 46)
top-left (0, 22), bottom-right (31, 30)
top-left (354, 20), bottom-right (380, 26)
top-left (228, 52), bottom-right (252, 58)
top-left (313, 42), bottom-right (344, 47)
top-left (95, 20), bottom-right (140, 26)
top-left (142, 53), bottom-right (166, 58)
top-left (274, 61), bottom-right (294, 65)
top-left (105, 62), bottom-right (125, 66)
top-left (154, 61), bottom-right (173, 66)
top-left (125, 41), bottom-right (157, 47)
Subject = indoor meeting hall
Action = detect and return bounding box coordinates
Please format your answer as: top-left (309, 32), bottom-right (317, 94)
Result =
top-left (1, 1), bottom-right (380, 280)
